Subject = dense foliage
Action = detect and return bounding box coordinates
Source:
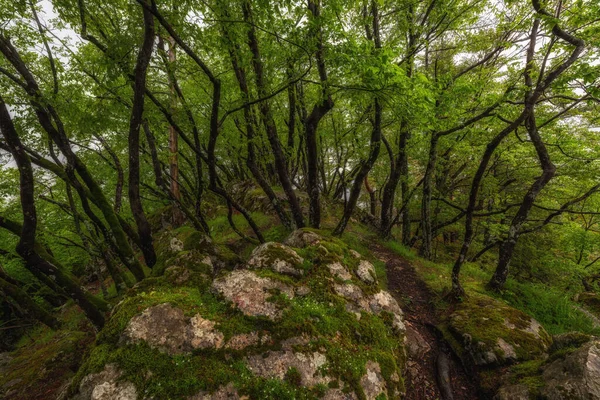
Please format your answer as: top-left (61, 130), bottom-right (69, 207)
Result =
top-left (0, 0), bottom-right (599, 352)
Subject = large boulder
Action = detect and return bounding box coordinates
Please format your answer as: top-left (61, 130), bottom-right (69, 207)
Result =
top-left (69, 231), bottom-right (406, 400)
top-left (445, 294), bottom-right (551, 367)
top-left (540, 340), bottom-right (600, 399)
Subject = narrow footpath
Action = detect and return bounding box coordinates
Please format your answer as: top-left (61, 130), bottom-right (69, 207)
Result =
top-left (369, 243), bottom-right (479, 400)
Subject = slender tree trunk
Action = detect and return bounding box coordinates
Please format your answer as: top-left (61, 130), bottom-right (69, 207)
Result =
top-left (305, 0), bottom-right (334, 228)
top-left (242, 0), bottom-right (304, 229)
top-left (0, 35), bottom-right (147, 281)
top-left (0, 271), bottom-right (60, 330)
top-left (488, 111), bottom-right (556, 290)
top-left (127, 2), bottom-right (156, 267)
top-left (421, 134), bottom-right (439, 259)
top-left (333, 1), bottom-right (382, 236)
top-left (364, 176), bottom-right (377, 216)
top-left (0, 98), bottom-right (105, 330)
top-left (334, 98), bottom-right (382, 235)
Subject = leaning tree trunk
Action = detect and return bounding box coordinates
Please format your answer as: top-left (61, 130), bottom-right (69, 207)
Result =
top-left (334, 98), bottom-right (382, 235)
top-left (488, 110), bottom-right (556, 290)
top-left (0, 98), bottom-right (105, 330)
top-left (305, 0), bottom-right (334, 229)
top-left (127, 2), bottom-right (156, 267)
top-left (0, 266), bottom-right (60, 330)
top-left (242, 0), bottom-right (305, 229)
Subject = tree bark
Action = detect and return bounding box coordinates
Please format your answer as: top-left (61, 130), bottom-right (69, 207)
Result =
top-left (242, 0), bottom-right (305, 229)
top-left (305, 0), bottom-right (334, 228)
top-left (127, 1), bottom-right (156, 267)
top-left (0, 98), bottom-right (105, 330)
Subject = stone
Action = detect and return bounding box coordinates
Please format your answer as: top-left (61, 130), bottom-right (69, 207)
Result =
top-left (246, 350), bottom-right (331, 387)
top-left (349, 250), bottom-right (361, 259)
top-left (368, 291), bottom-right (405, 333)
top-left (122, 303), bottom-right (190, 355)
top-left (283, 229), bottom-right (322, 248)
top-left (189, 315), bottom-right (225, 350)
top-left (496, 338), bottom-right (517, 360)
top-left (72, 364), bottom-right (137, 400)
top-left (247, 242), bottom-right (304, 277)
top-left (212, 270), bottom-right (294, 320)
top-left (493, 384), bottom-right (530, 400)
top-left (328, 262), bottom-right (352, 280)
top-left (405, 322), bottom-right (431, 358)
top-left (122, 303), bottom-right (224, 355)
top-left (334, 283), bottom-right (369, 311)
top-left (334, 285), bottom-right (405, 333)
top-left (225, 332), bottom-right (267, 351)
top-left (322, 389), bottom-right (358, 400)
top-left (188, 383), bottom-right (247, 400)
top-left (360, 361), bottom-right (386, 400)
top-left (356, 260), bottom-right (376, 284)
top-left (447, 294), bottom-right (551, 367)
top-left (541, 340), bottom-right (600, 400)
top-left (170, 237), bottom-right (184, 253)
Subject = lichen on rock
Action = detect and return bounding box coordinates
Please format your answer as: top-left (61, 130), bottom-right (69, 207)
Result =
top-left (540, 340), bottom-right (600, 400)
top-left (445, 293), bottom-right (551, 367)
top-left (121, 303), bottom-right (224, 355)
top-left (283, 229), bottom-right (322, 248)
top-left (69, 228), bottom-right (406, 400)
top-left (212, 270), bottom-right (295, 320)
top-left (71, 364), bottom-right (136, 400)
top-left (356, 260), bottom-right (377, 285)
top-left (247, 242), bottom-right (305, 278)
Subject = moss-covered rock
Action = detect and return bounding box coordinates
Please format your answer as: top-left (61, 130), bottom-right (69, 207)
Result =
top-left (445, 293), bottom-right (551, 367)
top-left (578, 292), bottom-right (600, 316)
top-left (69, 232), bottom-right (407, 400)
top-left (247, 242), bottom-right (305, 278)
top-left (540, 340), bottom-right (600, 399)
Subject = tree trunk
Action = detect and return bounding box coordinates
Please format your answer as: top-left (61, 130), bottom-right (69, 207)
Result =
top-left (0, 98), bottom-right (105, 330)
top-left (421, 134), bottom-right (439, 260)
top-left (334, 98), bottom-right (382, 235)
top-left (127, 2), bottom-right (156, 267)
top-left (0, 272), bottom-right (60, 330)
top-left (242, 0), bottom-right (305, 229)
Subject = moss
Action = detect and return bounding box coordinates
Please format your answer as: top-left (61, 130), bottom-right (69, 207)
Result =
top-left (550, 331), bottom-right (591, 353)
top-left (446, 293), bottom-right (551, 362)
top-left (3, 326), bottom-right (93, 400)
top-left (69, 223), bottom-right (407, 400)
top-left (284, 367), bottom-right (303, 386)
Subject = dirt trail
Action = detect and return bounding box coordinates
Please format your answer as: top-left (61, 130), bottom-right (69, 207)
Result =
top-left (369, 243), bottom-right (479, 400)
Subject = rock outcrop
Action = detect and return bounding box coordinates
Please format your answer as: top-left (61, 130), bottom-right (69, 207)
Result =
top-left (445, 294), bottom-right (551, 367)
top-left (540, 340), bottom-right (600, 399)
top-left (68, 229), bottom-right (406, 400)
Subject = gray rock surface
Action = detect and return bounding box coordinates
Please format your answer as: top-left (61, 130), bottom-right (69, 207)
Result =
top-left (283, 230), bottom-right (322, 248)
top-left (212, 270), bottom-right (294, 320)
top-left (356, 260), bottom-right (376, 284)
top-left (122, 303), bottom-right (223, 354)
top-left (493, 384), bottom-right (530, 400)
top-left (360, 361), bottom-right (387, 400)
top-left (328, 262), bottom-right (352, 280)
top-left (247, 242), bottom-right (305, 277)
top-left (72, 364), bottom-right (137, 400)
top-left (541, 340), bottom-right (600, 400)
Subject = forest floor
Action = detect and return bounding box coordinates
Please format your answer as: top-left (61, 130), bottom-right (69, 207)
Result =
top-left (369, 242), bottom-right (479, 400)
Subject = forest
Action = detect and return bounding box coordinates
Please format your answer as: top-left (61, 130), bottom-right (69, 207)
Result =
top-left (0, 0), bottom-right (600, 399)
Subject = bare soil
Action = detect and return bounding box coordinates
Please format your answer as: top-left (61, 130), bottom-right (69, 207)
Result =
top-left (369, 242), bottom-right (479, 400)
